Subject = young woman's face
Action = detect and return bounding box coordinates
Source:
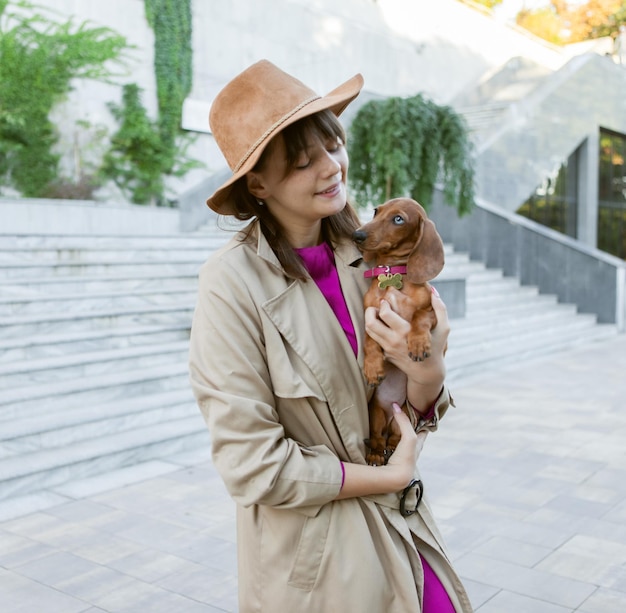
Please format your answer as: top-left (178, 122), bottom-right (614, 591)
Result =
top-left (246, 130), bottom-right (349, 247)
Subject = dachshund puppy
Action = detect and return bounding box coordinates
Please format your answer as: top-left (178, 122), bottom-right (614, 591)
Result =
top-left (352, 198), bottom-right (445, 465)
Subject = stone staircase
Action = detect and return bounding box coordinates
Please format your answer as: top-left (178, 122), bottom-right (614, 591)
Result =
top-left (0, 220), bottom-right (617, 517)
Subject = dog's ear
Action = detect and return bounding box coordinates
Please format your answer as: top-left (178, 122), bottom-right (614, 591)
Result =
top-left (407, 217), bottom-right (445, 283)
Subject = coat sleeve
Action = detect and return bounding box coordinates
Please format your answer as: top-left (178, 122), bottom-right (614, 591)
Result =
top-left (189, 261), bottom-right (343, 515)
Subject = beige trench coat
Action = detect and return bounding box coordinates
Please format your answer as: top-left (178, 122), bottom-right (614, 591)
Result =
top-left (189, 221), bottom-right (473, 613)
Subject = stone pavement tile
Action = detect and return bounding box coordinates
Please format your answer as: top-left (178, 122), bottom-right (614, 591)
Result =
top-left (157, 531), bottom-right (238, 572)
top-left (536, 534), bottom-right (626, 588)
top-left (543, 493), bottom-right (615, 519)
top-left (0, 512), bottom-right (105, 553)
top-left (602, 499), bottom-right (626, 524)
top-left (521, 507), bottom-right (588, 535)
top-left (577, 588), bottom-right (626, 613)
top-left (0, 567), bottom-right (89, 613)
top-left (475, 589), bottom-right (572, 612)
top-left (12, 551), bottom-right (134, 596)
top-left (460, 578), bottom-right (499, 611)
top-left (454, 552), bottom-right (596, 610)
top-left (44, 498), bottom-right (122, 524)
top-left (579, 516), bottom-right (626, 548)
top-left (0, 529), bottom-right (55, 569)
top-left (473, 535), bottom-right (552, 567)
top-left (156, 562), bottom-right (238, 611)
top-left (0, 491), bottom-right (70, 522)
top-left (53, 460), bottom-right (182, 500)
top-left (91, 577), bottom-right (229, 613)
top-left (107, 548), bottom-right (201, 584)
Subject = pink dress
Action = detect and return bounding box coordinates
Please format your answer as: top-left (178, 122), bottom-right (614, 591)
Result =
top-left (296, 243), bottom-right (456, 613)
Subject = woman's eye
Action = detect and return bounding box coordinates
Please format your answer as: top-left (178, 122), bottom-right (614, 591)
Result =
top-left (295, 158), bottom-right (311, 169)
top-left (392, 215), bottom-right (405, 225)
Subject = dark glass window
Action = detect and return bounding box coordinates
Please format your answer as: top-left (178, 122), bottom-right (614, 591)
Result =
top-left (516, 149), bottom-right (578, 238)
top-left (598, 129), bottom-right (626, 259)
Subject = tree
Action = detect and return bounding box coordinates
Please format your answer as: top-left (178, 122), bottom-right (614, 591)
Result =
top-left (473, 0), bottom-right (504, 9)
top-left (515, 0), bottom-right (626, 44)
top-left (348, 94), bottom-right (475, 216)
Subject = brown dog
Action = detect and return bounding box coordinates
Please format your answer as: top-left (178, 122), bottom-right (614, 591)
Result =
top-left (352, 198), bottom-right (445, 465)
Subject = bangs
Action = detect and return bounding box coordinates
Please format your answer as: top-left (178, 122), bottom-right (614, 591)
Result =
top-left (280, 109), bottom-right (346, 169)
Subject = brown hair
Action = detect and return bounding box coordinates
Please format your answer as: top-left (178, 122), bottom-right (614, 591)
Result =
top-left (228, 109), bottom-right (360, 280)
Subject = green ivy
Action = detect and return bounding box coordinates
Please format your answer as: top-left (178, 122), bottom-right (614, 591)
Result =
top-left (0, 0), bottom-right (127, 197)
top-left (100, 84), bottom-right (167, 205)
top-left (348, 94), bottom-right (475, 216)
top-left (101, 0), bottom-right (199, 205)
top-left (144, 0), bottom-right (192, 157)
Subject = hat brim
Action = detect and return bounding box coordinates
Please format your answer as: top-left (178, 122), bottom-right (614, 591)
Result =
top-left (206, 72), bottom-right (364, 215)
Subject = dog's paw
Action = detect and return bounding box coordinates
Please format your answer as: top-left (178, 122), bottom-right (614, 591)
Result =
top-left (363, 363), bottom-right (386, 387)
top-left (407, 333), bottom-right (432, 362)
top-left (366, 450), bottom-right (387, 466)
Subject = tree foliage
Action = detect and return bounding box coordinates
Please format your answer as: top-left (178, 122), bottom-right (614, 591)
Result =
top-left (348, 94), bottom-right (475, 216)
top-left (100, 83), bottom-right (199, 205)
top-left (0, 0), bottom-right (127, 196)
top-left (472, 0), bottom-right (504, 9)
top-left (516, 0), bottom-right (626, 44)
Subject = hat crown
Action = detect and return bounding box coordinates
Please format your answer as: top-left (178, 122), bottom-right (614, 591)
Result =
top-left (209, 61), bottom-right (320, 172)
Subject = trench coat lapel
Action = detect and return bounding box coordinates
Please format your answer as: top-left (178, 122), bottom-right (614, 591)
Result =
top-left (257, 228), bottom-right (369, 452)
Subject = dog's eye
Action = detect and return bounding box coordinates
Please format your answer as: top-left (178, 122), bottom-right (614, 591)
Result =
top-left (392, 215), bottom-right (405, 225)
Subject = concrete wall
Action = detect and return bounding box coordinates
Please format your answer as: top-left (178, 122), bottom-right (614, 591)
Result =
top-left (473, 53), bottom-right (626, 213)
top-left (429, 190), bottom-right (626, 331)
top-left (23, 0), bottom-right (572, 202)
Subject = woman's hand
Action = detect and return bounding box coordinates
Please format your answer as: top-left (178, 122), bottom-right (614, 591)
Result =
top-left (334, 403), bottom-right (428, 499)
top-left (364, 287), bottom-right (450, 384)
top-left (383, 403), bottom-right (428, 490)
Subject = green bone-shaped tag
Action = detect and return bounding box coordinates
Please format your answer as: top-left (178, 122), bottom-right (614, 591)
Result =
top-left (377, 273), bottom-right (403, 290)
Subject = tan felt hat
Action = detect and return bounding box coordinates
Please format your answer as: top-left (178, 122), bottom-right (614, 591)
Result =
top-left (206, 60), bottom-right (364, 215)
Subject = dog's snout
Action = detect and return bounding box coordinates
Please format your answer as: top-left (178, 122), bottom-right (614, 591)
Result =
top-left (352, 229), bottom-right (367, 244)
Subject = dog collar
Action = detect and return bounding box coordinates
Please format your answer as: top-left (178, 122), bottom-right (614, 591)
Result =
top-left (363, 265), bottom-right (408, 278)
top-left (363, 265), bottom-right (407, 290)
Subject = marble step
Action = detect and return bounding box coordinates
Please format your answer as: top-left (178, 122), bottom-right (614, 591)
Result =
top-left (0, 415), bottom-right (209, 501)
top-left (464, 276), bottom-right (541, 297)
top-left (0, 285), bottom-right (197, 316)
top-left (0, 322), bottom-right (190, 362)
top-left (0, 340), bottom-right (189, 388)
top-left (0, 259), bottom-right (204, 279)
top-left (0, 246), bottom-right (218, 264)
top-left (0, 302), bottom-right (193, 338)
top-left (463, 294), bottom-right (572, 319)
top-left (447, 322), bottom-right (617, 384)
top-left (0, 389), bottom-right (197, 457)
top-left (449, 309), bottom-right (599, 354)
top-left (0, 271), bottom-right (199, 295)
top-left (0, 230), bottom-right (227, 250)
top-left (0, 361), bottom-right (190, 418)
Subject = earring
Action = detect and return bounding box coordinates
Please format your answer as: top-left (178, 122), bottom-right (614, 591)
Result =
top-left (257, 199), bottom-right (265, 207)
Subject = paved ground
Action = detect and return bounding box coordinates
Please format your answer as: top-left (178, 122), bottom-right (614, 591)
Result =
top-left (1, 333), bottom-right (626, 612)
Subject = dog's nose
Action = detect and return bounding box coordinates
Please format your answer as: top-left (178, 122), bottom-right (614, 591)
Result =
top-left (352, 229), bottom-right (367, 244)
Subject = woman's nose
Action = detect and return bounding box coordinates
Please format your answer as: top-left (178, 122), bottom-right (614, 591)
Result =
top-left (321, 150), bottom-right (342, 176)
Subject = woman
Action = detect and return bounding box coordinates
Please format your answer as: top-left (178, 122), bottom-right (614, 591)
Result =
top-left (189, 60), bottom-right (473, 612)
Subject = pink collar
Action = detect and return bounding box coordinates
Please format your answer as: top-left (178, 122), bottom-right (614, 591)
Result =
top-left (363, 265), bottom-right (408, 279)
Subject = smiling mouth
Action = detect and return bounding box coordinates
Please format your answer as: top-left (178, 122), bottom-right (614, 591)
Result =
top-left (317, 183), bottom-right (341, 196)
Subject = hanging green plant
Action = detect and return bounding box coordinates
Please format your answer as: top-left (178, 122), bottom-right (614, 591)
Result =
top-left (348, 94), bottom-right (475, 216)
